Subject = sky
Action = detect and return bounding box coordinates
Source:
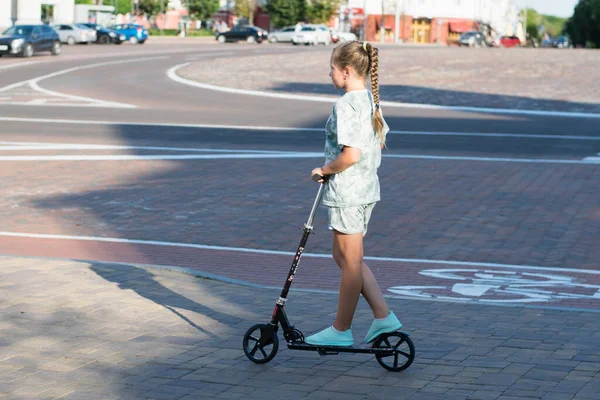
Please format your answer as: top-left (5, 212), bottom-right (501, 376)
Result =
top-left (513, 0), bottom-right (578, 18)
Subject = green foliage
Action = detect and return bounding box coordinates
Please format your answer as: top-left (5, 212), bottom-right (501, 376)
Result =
top-left (523, 7), bottom-right (568, 39)
top-left (188, 0), bottom-right (221, 20)
top-left (235, 0), bottom-right (259, 22)
top-left (566, 0), bottom-right (600, 47)
top-left (148, 28), bottom-right (214, 36)
top-left (107, 0), bottom-right (132, 15)
top-left (74, 0), bottom-right (93, 4)
top-left (137, 0), bottom-right (169, 16)
top-left (266, 0), bottom-right (306, 28)
top-left (306, 0), bottom-right (339, 24)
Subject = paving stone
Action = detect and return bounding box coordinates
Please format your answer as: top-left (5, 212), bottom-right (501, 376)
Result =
top-left (0, 256), bottom-right (599, 400)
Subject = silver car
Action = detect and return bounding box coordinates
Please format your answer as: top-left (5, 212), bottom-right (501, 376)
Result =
top-left (267, 26), bottom-right (296, 43)
top-left (53, 24), bottom-right (96, 45)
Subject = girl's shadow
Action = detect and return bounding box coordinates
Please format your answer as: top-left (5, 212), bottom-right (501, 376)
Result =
top-left (88, 261), bottom-right (239, 340)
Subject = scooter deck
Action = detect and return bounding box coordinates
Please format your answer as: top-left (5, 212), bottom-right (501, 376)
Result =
top-left (287, 342), bottom-right (395, 356)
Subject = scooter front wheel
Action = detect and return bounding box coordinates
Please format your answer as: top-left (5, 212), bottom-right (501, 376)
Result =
top-left (372, 332), bottom-right (415, 372)
top-left (243, 324), bottom-right (279, 364)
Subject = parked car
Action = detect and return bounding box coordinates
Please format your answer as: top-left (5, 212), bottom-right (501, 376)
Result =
top-left (76, 23), bottom-right (125, 44)
top-left (216, 26), bottom-right (268, 44)
top-left (292, 25), bottom-right (331, 45)
top-left (499, 36), bottom-right (521, 47)
top-left (0, 24), bottom-right (61, 58)
top-left (541, 37), bottom-right (554, 48)
top-left (111, 24), bottom-right (148, 44)
top-left (330, 30), bottom-right (357, 44)
top-left (53, 23), bottom-right (96, 45)
top-left (553, 36), bottom-right (573, 48)
top-left (267, 26), bottom-right (296, 43)
top-left (458, 30), bottom-right (485, 47)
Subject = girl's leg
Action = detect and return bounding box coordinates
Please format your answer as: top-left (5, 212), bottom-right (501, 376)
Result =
top-left (332, 229), bottom-right (364, 331)
top-left (332, 235), bottom-right (389, 321)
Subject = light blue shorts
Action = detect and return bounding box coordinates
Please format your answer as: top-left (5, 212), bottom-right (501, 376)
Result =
top-left (327, 203), bottom-right (376, 236)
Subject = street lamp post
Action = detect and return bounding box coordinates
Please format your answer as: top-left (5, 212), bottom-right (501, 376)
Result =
top-left (363, 0), bottom-right (368, 41)
top-left (380, 0), bottom-right (385, 44)
top-left (11, 0), bottom-right (18, 26)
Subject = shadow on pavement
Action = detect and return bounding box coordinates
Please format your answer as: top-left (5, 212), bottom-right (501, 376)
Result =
top-left (88, 262), bottom-right (236, 339)
top-left (269, 82), bottom-right (600, 115)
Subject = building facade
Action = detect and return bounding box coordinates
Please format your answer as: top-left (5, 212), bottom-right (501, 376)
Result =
top-left (338, 0), bottom-right (521, 44)
top-left (0, 0), bottom-right (74, 30)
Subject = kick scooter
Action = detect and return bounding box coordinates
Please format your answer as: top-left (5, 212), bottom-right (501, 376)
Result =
top-left (242, 176), bottom-right (415, 371)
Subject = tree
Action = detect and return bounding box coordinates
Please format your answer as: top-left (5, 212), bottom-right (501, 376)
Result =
top-left (524, 8), bottom-right (540, 40)
top-left (75, 0), bottom-right (94, 4)
top-left (137, 0), bottom-right (168, 16)
top-left (566, 0), bottom-right (600, 47)
top-left (188, 0), bottom-right (220, 20)
top-left (266, 0), bottom-right (306, 28)
top-left (306, 0), bottom-right (339, 24)
top-left (235, 0), bottom-right (259, 25)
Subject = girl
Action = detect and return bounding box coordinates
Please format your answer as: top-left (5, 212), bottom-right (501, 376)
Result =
top-left (307, 41), bottom-right (401, 347)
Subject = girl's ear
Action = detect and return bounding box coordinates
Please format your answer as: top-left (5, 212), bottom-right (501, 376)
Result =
top-left (343, 66), bottom-right (352, 78)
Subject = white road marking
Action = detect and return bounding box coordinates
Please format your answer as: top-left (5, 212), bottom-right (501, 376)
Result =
top-left (0, 142), bottom-right (305, 153)
top-left (1, 117), bottom-right (599, 142)
top-left (0, 140), bottom-right (597, 164)
top-left (0, 61), bottom-right (42, 70)
top-left (389, 269), bottom-right (600, 304)
top-left (0, 153), bottom-right (322, 161)
top-left (1, 231), bottom-right (599, 276)
top-left (167, 62), bottom-right (600, 120)
top-left (0, 56), bottom-right (168, 108)
top-left (383, 154), bottom-right (600, 164)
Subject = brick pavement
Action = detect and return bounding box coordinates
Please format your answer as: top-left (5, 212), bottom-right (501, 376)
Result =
top-left (178, 46), bottom-right (600, 113)
top-left (0, 255), bottom-right (599, 400)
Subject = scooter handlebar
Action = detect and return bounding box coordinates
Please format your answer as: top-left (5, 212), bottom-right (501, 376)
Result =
top-left (312, 174), bottom-right (328, 183)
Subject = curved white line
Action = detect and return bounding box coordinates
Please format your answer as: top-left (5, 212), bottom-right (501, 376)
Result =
top-left (167, 62), bottom-right (600, 120)
top-left (0, 56), bottom-right (168, 108)
top-left (1, 231), bottom-right (599, 275)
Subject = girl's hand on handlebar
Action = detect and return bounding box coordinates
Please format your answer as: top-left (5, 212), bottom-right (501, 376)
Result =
top-left (311, 167), bottom-right (326, 182)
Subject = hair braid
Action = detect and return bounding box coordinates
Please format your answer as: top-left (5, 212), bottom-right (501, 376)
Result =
top-left (366, 43), bottom-right (385, 146)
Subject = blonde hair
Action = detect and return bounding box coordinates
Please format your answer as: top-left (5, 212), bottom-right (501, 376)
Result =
top-left (331, 41), bottom-right (385, 145)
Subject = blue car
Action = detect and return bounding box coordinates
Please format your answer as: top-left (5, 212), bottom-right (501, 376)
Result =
top-left (111, 24), bottom-right (148, 44)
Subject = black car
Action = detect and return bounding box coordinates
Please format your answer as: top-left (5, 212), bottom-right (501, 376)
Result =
top-left (216, 26), bottom-right (268, 44)
top-left (76, 23), bottom-right (125, 44)
top-left (0, 25), bottom-right (61, 57)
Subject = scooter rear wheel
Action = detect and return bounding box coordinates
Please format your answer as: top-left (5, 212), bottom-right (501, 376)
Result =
top-left (372, 332), bottom-right (415, 372)
top-left (243, 324), bottom-right (279, 364)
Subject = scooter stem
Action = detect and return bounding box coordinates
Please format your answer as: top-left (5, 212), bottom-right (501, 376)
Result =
top-left (305, 183), bottom-right (325, 229)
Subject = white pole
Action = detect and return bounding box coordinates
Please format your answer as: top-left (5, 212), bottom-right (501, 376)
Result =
top-left (395, 0), bottom-right (400, 44)
top-left (363, 0), bottom-right (368, 41)
top-left (380, 0), bottom-right (385, 44)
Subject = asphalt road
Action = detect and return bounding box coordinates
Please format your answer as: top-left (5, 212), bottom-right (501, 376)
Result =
top-left (1, 39), bottom-right (599, 309)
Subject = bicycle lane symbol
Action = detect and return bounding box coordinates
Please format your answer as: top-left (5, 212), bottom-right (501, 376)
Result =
top-left (387, 269), bottom-right (600, 303)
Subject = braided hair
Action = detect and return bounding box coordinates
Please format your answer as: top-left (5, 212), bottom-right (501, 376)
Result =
top-left (331, 41), bottom-right (385, 145)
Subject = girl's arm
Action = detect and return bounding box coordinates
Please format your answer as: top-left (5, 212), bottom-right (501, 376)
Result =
top-left (312, 146), bottom-right (360, 179)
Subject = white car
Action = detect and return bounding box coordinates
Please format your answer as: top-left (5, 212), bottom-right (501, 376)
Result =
top-left (331, 31), bottom-right (357, 43)
top-left (53, 24), bottom-right (96, 45)
top-left (267, 26), bottom-right (296, 43)
top-left (292, 25), bottom-right (331, 45)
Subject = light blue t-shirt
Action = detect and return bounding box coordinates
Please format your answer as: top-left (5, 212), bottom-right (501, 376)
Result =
top-left (322, 89), bottom-right (389, 207)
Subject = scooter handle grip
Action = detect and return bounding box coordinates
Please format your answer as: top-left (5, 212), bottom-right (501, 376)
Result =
top-left (312, 174), bottom-right (327, 182)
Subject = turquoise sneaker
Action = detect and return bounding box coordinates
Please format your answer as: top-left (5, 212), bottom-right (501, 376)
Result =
top-left (305, 326), bottom-right (354, 347)
top-left (364, 311), bottom-right (402, 344)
